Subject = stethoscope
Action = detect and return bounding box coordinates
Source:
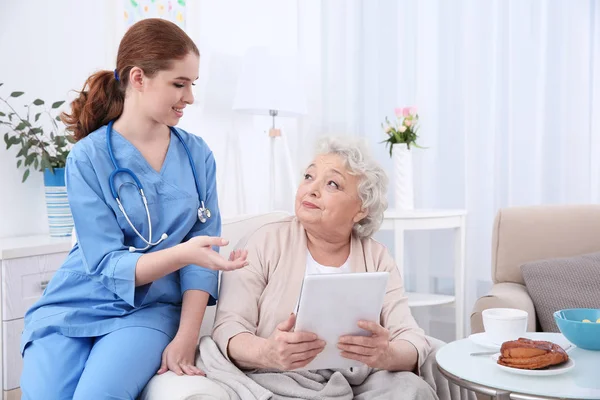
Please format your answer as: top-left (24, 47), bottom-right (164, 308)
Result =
top-left (106, 120), bottom-right (211, 252)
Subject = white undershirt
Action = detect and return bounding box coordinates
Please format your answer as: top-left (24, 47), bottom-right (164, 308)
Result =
top-left (305, 252), bottom-right (351, 275)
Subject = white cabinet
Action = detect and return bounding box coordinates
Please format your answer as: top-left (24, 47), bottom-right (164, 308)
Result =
top-left (0, 235), bottom-right (71, 399)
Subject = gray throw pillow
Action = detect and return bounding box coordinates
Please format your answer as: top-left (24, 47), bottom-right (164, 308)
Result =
top-left (521, 252), bottom-right (600, 332)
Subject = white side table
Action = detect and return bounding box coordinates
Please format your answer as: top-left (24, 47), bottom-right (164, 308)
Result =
top-left (380, 209), bottom-right (467, 339)
top-left (436, 337), bottom-right (600, 399)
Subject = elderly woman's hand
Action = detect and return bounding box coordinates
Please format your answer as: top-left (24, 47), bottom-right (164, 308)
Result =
top-left (261, 314), bottom-right (326, 371)
top-left (337, 320), bottom-right (392, 369)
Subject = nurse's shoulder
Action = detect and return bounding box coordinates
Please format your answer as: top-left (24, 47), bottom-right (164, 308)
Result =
top-left (172, 127), bottom-right (213, 159)
top-left (66, 125), bottom-right (111, 166)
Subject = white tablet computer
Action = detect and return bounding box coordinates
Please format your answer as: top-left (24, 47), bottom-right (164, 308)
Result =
top-left (294, 271), bottom-right (389, 370)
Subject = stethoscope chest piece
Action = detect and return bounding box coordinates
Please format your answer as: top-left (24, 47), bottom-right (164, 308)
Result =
top-left (198, 201), bottom-right (211, 224)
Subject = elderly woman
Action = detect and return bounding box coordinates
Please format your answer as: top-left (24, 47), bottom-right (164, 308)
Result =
top-left (212, 137), bottom-right (437, 400)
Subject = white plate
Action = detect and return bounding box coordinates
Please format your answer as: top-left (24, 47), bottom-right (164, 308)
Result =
top-left (491, 353), bottom-right (575, 376)
top-left (469, 332), bottom-right (573, 350)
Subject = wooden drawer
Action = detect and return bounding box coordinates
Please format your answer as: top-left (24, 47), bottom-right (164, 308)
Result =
top-left (2, 252), bottom-right (68, 321)
top-left (2, 319), bottom-right (23, 391)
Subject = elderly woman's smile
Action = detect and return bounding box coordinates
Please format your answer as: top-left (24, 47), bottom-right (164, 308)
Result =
top-left (301, 200), bottom-right (320, 209)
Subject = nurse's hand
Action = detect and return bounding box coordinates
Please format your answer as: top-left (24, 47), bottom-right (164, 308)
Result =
top-left (261, 313), bottom-right (326, 371)
top-left (158, 334), bottom-right (205, 376)
top-left (178, 236), bottom-right (249, 271)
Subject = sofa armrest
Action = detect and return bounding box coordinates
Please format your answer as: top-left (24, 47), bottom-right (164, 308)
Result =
top-left (470, 282), bottom-right (537, 334)
top-left (141, 371), bottom-right (229, 400)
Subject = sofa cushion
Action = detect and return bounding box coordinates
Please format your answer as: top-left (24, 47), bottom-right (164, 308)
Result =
top-left (521, 252), bottom-right (600, 332)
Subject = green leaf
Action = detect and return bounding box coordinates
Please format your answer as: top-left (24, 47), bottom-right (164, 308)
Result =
top-left (0, 112), bottom-right (5, 117)
top-left (16, 160), bottom-right (22, 168)
top-left (25, 153), bottom-right (36, 166)
top-left (3, 133), bottom-right (7, 146)
top-left (33, 99), bottom-right (44, 106)
top-left (178, 0), bottom-right (185, 5)
top-left (15, 122), bottom-right (27, 130)
top-left (7, 139), bottom-right (16, 150)
top-left (35, 113), bottom-right (41, 122)
top-left (55, 116), bottom-right (61, 121)
top-left (22, 169), bottom-right (30, 183)
top-left (51, 101), bottom-right (65, 109)
top-left (130, 0), bottom-right (138, 6)
top-left (10, 92), bottom-right (24, 98)
top-left (0, 83), bottom-right (3, 87)
top-left (34, 158), bottom-right (39, 170)
top-left (41, 152), bottom-right (51, 170)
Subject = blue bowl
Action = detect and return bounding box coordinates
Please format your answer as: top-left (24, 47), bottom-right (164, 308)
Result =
top-left (554, 308), bottom-right (600, 351)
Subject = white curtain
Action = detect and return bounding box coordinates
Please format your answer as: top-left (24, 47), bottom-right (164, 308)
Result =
top-left (298, 0), bottom-right (600, 340)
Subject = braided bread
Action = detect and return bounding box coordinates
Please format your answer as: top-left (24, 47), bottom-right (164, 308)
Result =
top-left (498, 338), bottom-right (569, 370)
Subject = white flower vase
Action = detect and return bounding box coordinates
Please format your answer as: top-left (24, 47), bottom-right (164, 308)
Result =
top-left (392, 143), bottom-right (414, 210)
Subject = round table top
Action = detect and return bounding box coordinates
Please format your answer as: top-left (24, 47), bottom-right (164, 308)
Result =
top-left (435, 334), bottom-right (600, 399)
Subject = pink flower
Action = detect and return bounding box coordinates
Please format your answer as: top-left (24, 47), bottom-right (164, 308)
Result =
top-left (404, 119), bottom-right (412, 127)
top-left (394, 108), bottom-right (403, 118)
top-left (410, 106), bottom-right (418, 115)
top-left (384, 125), bottom-right (392, 134)
top-left (399, 125), bottom-right (407, 133)
top-left (402, 107), bottom-right (410, 117)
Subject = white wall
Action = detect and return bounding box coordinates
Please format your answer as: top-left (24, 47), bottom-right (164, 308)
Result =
top-left (182, 0), bottom-right (302, 217)
top-left (0, 0), bottom-right (302, 238)
top-left (0, 0), bottom-right (118, 238)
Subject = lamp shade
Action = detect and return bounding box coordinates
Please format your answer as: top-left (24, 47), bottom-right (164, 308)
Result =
top-left (232, 47), bottom-right (307, 117)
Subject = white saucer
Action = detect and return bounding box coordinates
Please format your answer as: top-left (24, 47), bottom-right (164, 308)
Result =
top-left (468, 332), bottom-right (503, 349)
top-left (491, 353), bottom-right (575, 376)
top-left (468, 332), bottom-right (573, 350)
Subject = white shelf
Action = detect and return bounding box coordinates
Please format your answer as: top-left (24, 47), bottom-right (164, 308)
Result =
top-left (406, 292), bottom-right (455, 308)
top-left (0, 235), bottom-right (72, 260)
top-left (384, 209), bottom-right (466, 219)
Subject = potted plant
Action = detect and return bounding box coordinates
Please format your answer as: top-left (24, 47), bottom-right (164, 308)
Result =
top-left (381, 107), bottom-right (421, 210)
top-left (0, 82), bottom-right (75, 237)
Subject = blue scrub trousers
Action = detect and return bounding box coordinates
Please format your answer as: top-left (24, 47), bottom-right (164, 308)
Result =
top-left (20, 327), bottom-right (171, 400)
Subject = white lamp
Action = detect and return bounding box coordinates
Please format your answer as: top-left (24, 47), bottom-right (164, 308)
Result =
top-left (233, 47), bottom-right (307, 211)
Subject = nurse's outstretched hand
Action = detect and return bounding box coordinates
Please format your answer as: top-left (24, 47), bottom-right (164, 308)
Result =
top-left (178, 236), bottom-right (249, 271)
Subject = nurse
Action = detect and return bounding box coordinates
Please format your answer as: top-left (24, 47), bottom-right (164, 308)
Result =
top-left (19, 18), bottom-right (247, 400)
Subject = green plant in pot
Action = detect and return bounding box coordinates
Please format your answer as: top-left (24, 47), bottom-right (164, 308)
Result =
top-left (0, 82), bottom-right (76, 237)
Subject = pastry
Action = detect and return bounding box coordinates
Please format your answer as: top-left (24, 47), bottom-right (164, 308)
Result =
top-left (498, 338), bottom-right (569, 370)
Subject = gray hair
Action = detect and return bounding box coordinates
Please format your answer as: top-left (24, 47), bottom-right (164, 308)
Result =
top-left (313, 136), bottom-right (389, 238)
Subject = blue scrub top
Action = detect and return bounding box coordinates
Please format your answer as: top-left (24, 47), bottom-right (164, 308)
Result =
top-left (21, 125), bottom-right (221, 354)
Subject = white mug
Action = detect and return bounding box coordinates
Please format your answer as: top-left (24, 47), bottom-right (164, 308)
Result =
top-left (482, 308), bottom-right (528, 345)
